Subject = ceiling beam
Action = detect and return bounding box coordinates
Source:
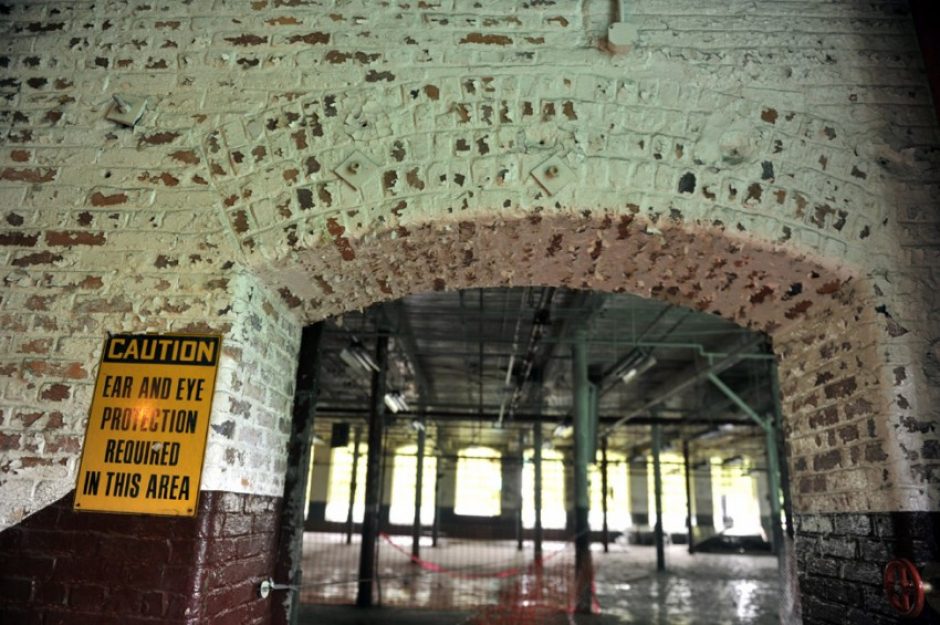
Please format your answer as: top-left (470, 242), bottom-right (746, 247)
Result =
top-left (389, 300), bottom-right (435, 406)
top-left (599, 335), bottom-right (766, 437)
top-left (512, 290), bottom-right (607, 414)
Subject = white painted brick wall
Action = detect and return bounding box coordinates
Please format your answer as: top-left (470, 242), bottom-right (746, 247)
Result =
top-left (0, 0), bottom-right (938, 528)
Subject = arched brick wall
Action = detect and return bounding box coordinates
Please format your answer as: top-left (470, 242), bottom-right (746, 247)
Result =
top-left (1, 1), bottom-right (938, 623)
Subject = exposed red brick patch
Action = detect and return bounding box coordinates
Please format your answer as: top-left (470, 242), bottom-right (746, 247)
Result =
top-left (365, 70), bottom-right (395, 82)
top-left (169, 150), bottom-right (200, 165)
top-left (41, 383), bottom-right (70, 401)
top-left (424, 84), bottom-right (440, 100)
top-left (0, 432), bottom-right (21, 451)
top-left (10, 149), bottom-right (30, 162)
top-left (266, 16), bottom-right (300, 25)
top-left (179, 321), bottom-right (232, 334)
top-left (282, 168), bottom-right (299, 184)
top-left (89, 191), bottom-right (128, 206)
top-left (45, 435), bottom-right (81, 453)
top-left (288, 32), bottom-right (330, 45)
top-left (406, 168), bottom-right (425, 190)
top-left (324, 50), bottom-right (380, 64)
top-left (12, 251), bottom-right (62, 266)
top-left (19, 338), bottom-right (52, 354)
top-left (326, 217), bottom-right (355, 260)
top-left (154, 254), bottom-right (178, 268)
top-left (155, 20), bottom-right (180, 29)
top-left (23, 360), bottom-right (87, 379)
top-left (460, 33), bottom-right (513, 45)
top-left (6, 213), bottom-right (24, 226)
top-left (525, 36), bottom-right (545, 44)
top-left (784, 300), bottom-right (812, 319)
top-left (547, 16), bottom-right (569, 27)
top-left (761, 108), bottom-right (778, 123)
top-left (226, 34), bottom-right (268, 46)
top-left (0, 232), bottom-right (39, 246)
top-left (139, 131), bottom-right (180, 145)
top-left (278, 287), bottom-right (302, 308)
top-left (313, 275), bottom-right (334, 295)
top-left (45, 231), bottom-right (106, 246)
top-left (138, 171), bottom-right (180, 186)
top-left (562, 101), bottom-right (577, 120)
top-left (232, 210), bottom-right (250, 234)
top-left (749, 285), bottom-right (774, 304)
top-left (824, 377), bottom-right (858, 400)
top-left (815, 280), bottom-right (842, 295)
top-left (813, 449), bottom-right (841, 471)
top-left (0, 167), bottom-right (57, 183)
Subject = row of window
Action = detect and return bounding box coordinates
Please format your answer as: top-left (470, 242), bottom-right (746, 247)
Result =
top-left (312, 442), bottom-right (764, 533)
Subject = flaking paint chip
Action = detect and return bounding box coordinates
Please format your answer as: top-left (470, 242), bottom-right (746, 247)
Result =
top-left (335, 151), bottom-right (377, 191)
top-left (530, 155), bottom-right (574, 196)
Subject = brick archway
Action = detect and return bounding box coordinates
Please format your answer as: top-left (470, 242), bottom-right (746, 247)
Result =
top-left (249, 211), bottom-right (896, 517)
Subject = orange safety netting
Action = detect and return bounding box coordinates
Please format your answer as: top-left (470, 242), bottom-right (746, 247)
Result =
top-left (379, 533), bottom-right (599, 623)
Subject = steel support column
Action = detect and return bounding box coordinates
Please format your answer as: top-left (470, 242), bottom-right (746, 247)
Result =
top-left (652, 423), bottom-right (666, 573)
top-left (411, 415), bottom-right (426, 559)
top-left (533, 421), bottom-right (544, 562)
top-left (432, 456), bottom-right (441, 548)
top-left (572, 328), bottom-right (594, 613)
top-left (346, 426), bottom-right (361, 544)
top-left (601, 436), bottom-right (609, 553)
top-left (683, 440), bottom-right (694, 554)
top-left (356, 332), bottom-right (388, 608)
top-left (516, 429), bottom-right (525, 551)
top-left (707, 372), bottom-right (784, 557)
top-left (273, 323), bottom-right (324, 625)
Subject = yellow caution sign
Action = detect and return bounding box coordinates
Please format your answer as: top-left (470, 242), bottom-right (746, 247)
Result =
top-left (74, 334), bottom-right (222, 516)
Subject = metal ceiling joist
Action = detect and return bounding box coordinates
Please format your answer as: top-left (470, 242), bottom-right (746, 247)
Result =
top-left (512, 291), bottom-right (607, 414)
top-left (390, 300), bottom-right (434, 406)
top-left (599, 335), bottom-right (766, 437)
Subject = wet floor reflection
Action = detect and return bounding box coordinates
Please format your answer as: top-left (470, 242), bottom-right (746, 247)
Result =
top-left (301, 534), bottom-right (780, 624)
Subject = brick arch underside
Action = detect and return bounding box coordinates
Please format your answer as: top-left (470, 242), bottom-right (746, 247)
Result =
top-left (253, 211), bottom-right (895, 516)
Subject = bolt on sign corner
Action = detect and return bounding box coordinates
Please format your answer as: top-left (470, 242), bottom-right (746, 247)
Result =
top-left (74, 333), bottom-right (222, 516)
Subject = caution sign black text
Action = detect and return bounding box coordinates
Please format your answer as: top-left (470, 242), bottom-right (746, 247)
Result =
top-left (74, 334), bottom-right (221, 516)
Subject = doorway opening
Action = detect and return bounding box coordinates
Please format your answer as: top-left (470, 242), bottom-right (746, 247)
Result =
top-left (297, 286), bottom-right (789, 624)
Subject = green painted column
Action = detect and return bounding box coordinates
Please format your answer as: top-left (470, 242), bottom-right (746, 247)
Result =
top-left (345, 426), bottom-right (361, 544)
top-left (652, 423), bottom-right (665, 573)
top-left (356, 332), bottom-right (388, 608)
top-left (571, 328), bottom-right (594, 613)
top-left (411, 416), bottom-right (425, 559)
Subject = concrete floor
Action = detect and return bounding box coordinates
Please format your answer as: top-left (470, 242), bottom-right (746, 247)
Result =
top-left (300, 533), bottom-right (780, 624)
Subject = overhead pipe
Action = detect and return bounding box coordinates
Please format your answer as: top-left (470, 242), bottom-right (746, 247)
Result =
top-left (600, 336), bottom-right (765, 437)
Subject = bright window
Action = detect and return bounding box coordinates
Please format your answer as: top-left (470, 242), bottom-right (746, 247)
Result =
top-left (589, 450), bottom-right (629, 531)
top-left (647, 452), bottom-right (688, 534)
top-left (522, 448), bottom-right (567, 529)
top-left (454, 446), bottom-right (502, 517)
top-left (713, 456), bottom-right (763, 534)
top-left (389, 444), bottom-right (437, 525)
top-left (324, 441), bottom-right (367, 523)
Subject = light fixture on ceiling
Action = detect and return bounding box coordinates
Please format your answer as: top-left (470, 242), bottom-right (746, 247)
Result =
top-left (339, 340), bottom-right (379, 373)
top-left (384, 390), bottom-right (409, 414)
top-left (722, 455), bottom-right (743, 466)
top-left (312, 435), bottom-right (328, 446)
top-left (620, 354), bottom-right (657, 385)
top-left (552, 422), bottom-right (573, 438)
top-left (410, 418), bottom-right (425, 432)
